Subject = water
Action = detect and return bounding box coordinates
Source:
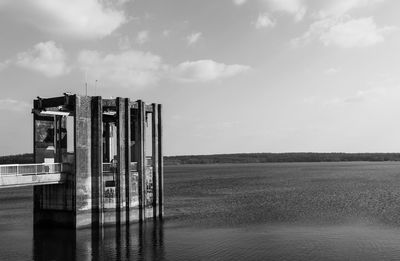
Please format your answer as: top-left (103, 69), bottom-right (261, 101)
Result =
top-left (2, 162), bottom-right (400, 260)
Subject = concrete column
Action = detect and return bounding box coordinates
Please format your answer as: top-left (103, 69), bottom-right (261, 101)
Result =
top-left (91, 96), bottom-right (103, 228)
top-left (157, 104), bottom-right (164, 218)
top-left (151, 104), bottom-right (159, 218)
top-left (33, 112), bottom-right (41, 223)
top-left (124, 98), bottom-right (132, 223)
top-left (74, 95), bottom-right (92, 228)
top-left (134, 100), bottom-right (146, 222)
top-left (116, 98), bottom-right (127, 224)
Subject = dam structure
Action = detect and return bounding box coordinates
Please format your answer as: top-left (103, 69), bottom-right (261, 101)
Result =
top-left (0, 93), bottom-right (163, 229)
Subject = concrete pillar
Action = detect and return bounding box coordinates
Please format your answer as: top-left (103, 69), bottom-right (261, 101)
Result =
top-left (116, 97), bottom-right (127, 225)
top-left (74, 95), bottom-right (92, 228)
top-left (124, 98), bottom-right (132, 223)
top-left (151, 104), bottom-right (159, 218)
top-left (134, 100), bottom-right (146, 222)
top-left (157, 104), bottom-right (164, 218)
top-left (91, 96), bottom-right (103, 228)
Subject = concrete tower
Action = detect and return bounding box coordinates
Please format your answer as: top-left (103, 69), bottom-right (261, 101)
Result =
top-left (32, 94), bottom-right (163, 228)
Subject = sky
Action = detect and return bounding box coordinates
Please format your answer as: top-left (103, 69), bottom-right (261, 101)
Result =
top-left (0, 0), bottom-right (400, 156)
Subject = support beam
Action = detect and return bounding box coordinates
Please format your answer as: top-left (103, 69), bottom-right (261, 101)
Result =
top-left (91, 96), bottom-right (103, 228)
top-left (135, 100), bottom-right (146, 222)
top-left (74, 95), bottom-right (92, 228)
top-left (157, 104), bottom-right (164, 218)
top-left (33, 111), bottom-right (40, 223)
top-left (34, 96), bottom-right (67, 109)
top-left (116, 98), bottom-right (127, 225)
top-left (152, 104), bottom-right (159, 218)
top-left (124, 98), bottom-right (131, 223)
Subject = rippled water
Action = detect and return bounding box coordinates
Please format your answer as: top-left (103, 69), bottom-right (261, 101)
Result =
top-left (2, 162), bottom-right (400, 260)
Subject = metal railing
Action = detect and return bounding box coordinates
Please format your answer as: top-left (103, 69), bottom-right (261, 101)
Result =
top-left (0, 163), bottom-right (69, 177)
top-left (0, 161), bottom-right (139, 176)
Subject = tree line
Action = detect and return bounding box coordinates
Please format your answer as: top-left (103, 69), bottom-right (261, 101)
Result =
top-left (165, 153), bottom-right (400, 165)
top-left (1, 152), bottom-right (400, 165)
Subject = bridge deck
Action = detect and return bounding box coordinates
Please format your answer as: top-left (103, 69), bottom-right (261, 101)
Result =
top-left (0, 163), bottom-right (69, 188)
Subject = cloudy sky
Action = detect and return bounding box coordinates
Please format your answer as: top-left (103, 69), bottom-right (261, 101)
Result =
top-left (0, 0), bottom-right (399, 156)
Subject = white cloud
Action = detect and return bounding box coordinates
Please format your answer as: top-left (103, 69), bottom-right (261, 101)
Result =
top-left (261, 0), bottom-right (307, 22)
top-left (16, 41), bottom-right (70, 77)
top-left (0, 99), bottom-right (30, 112)
top-left (172, 60), bottom-right (250, 82)
top-left (256, 0), bottom-right (386, 23)
top-left (324, 67), bottom-right (340, 75)
top-left (316, 0), bottom-right (385, 18)
top-left (233, 0), bottom-right (247, 6)
top-left (0, 0), bottom-right (126, 39)
top-left (328, 87), bottom-right (388, 105)
top-left (292, 17), bottom-right (395, 48)
top-left (254, 13), bottom-right (276, 29)
top-left (77, 51), bottom-right (251, 87)
top-left (187, 32), bottom-right (202, 45)
top-left (106, 0), bottom-right (133, 5)
top-left (320, 17), bottom-right (395, 48)
top-left (291, 18), bottom-right (336, 47)
top-left (136, 30), bottom-right (149, 45)
top-left (78, 50), bottom-right (163, 88)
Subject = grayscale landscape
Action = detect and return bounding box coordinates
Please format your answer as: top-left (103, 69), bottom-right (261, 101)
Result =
top-left (1, 0), bottom-right (400, 260)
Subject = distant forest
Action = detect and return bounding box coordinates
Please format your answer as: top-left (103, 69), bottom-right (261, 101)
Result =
top-left (2, 152), bottom-right (400, 165)
top-left (166, 153), bottom-right (400, 165)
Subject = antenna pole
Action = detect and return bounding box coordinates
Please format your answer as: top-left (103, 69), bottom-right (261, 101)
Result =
top-left (85, 70), bottom-right (88, 96)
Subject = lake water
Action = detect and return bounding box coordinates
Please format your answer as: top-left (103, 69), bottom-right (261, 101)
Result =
top-left (2, 162), bottom-right (400, 260)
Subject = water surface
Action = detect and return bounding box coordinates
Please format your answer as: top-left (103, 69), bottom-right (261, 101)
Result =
top-left (2, 162), bottom-right (400, 260)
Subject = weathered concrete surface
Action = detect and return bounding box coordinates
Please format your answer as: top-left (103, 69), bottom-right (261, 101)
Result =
top-left (75, 95), bottom-right (92, 228)
top-left (32, 94), bottom-right (163, 229)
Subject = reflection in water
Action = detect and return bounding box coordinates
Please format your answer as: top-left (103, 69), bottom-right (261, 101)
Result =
top-left (33, 228), bottom-right (76, 261)
top-left (33, 222), bottom-right (165, 261)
